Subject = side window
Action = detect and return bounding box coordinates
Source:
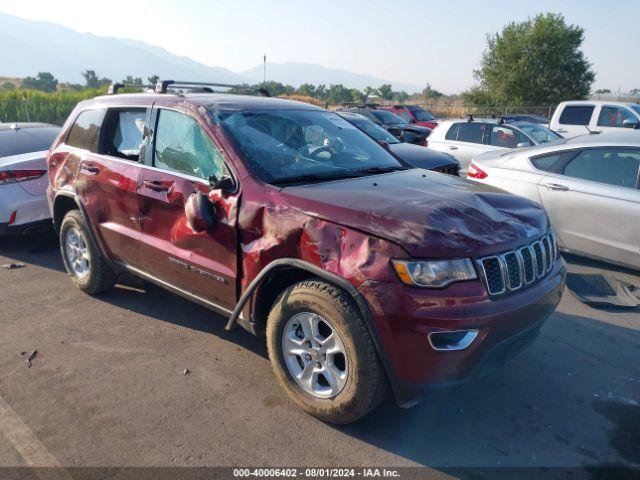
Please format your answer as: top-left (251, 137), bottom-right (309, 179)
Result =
top-left (562, 148), bottom-right (640, 188)
top-left (489, 126), bottom-right (529, 148)
top-left (530, 151), bottom-right (575, 173)
top-left (456, 123), bottom-right (486, 144)
top-left (597, 106), bottom-right (637, 127)
top-left (445, 123), bottom-right (460, 140)
top-left (66, 109), bottom-right (105, 152)
top-left (154, 109), bottom-right (228, 181)
top-left (101, 108), bottom-right (146, 161)
top-left (558, 105), bottom-right (594, 125)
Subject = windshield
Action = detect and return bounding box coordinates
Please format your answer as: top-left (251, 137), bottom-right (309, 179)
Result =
top-left (370, 109), bottom-right (407, 125)
top-left (407, 107), bottom-right (436, 122)
top-left (516, 122), bottom-right (562, 143)
top-left (214, 109), bottom-right (406, 184)
top-left (343, 116), bottom-right (400, 144)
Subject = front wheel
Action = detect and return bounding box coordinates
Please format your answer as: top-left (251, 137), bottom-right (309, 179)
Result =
top-left (266, 280), bottom-right (387, 424)
top-left (59, 210), bottom-right (116, 294)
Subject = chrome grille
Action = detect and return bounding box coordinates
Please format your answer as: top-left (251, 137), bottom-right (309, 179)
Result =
top-left (478, 233), bottom-right (557, 296)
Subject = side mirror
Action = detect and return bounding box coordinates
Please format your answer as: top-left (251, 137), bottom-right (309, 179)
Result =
top-left (209, 174), bottom-right (235, 192)
top-left (377, 140), bottom-right (390, 150)
top-left (622, 118), bottom-right (640, 129)
top-left (409, 118), bottom-right (417, 124)
top-left (185, 192), bottom-right (216, 232)
top-left (516, 142), bottom-right (532, 148)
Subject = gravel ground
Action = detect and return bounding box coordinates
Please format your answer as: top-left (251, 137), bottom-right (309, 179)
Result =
top-left (0, 232), bottom-right (638, 480)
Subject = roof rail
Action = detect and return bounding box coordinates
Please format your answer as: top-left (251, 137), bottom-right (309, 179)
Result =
top-left (155, 80), bottom-right (270, 97)
top-left (107, 83), bottom-right (154, 95)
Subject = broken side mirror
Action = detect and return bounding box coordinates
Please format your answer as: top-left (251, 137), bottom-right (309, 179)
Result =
top-left (185, 192), bottom-right (216, 232)
top-left (209, 174), bottom-right (235, 192)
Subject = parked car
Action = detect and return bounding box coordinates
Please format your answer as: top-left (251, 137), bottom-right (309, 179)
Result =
top-left (0, 122), bottom-right (61, 236)
top-left (428, 118), bottom-right (563, 173)
top-left (337, 112), bottom-right (459, 175)
top-left (502, 114), bottom-right (550, 126)
top-left (340, 106), bottom-right (431, 145)
top-left (467, 131), bottom-right (640, 271)
top-left (549, 101), bottom-right (640, 138)
top-left (377, 104), bottom-right (438, 129)
top-left (48, 82), bottom-right (565, 424)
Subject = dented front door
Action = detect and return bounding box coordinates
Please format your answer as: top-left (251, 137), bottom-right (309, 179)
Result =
top-left (136, 107), bottom-right (239, 310)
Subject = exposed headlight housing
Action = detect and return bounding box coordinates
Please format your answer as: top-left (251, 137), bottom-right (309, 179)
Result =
top-left (392, 259), bottom-right (477, 288)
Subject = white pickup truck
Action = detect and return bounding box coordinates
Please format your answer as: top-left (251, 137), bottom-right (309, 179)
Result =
top-left (549, 100), bottom-right (640, 138)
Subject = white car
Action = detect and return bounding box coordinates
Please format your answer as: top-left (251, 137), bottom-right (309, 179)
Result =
top-left (427, 118), bottom-right (562, 173)
top-left (466, 132), bottom-right (640, 271)
top-left (0, 123), bottom-right (60, 236)
top-left (549, 100), bottom-right (640, 138)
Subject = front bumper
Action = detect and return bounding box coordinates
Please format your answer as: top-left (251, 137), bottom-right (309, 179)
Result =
top-left (359, 258), bottom-right (566, 407)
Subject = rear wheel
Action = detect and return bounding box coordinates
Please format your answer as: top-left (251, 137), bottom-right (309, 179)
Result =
top-left (266, 280), bottom-right (387, 424)
top-left (59, 210), bottom-right (116, 294)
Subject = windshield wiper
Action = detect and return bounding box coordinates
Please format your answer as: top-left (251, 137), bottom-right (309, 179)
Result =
top-left (272, 166), bottom-right (407, 186)
top-left (345, 166), bottom-right (407, 176)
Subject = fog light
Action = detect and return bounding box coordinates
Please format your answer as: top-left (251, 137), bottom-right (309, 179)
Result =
top-left (428, 329), bottom-right (478, 351)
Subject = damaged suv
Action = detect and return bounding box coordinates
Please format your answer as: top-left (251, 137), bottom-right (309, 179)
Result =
top-left (48, 82), bottom-right (566, 424)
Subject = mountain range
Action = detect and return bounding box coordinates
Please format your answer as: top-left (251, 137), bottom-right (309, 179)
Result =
top-left (0, 12), bottom-right (421, 92)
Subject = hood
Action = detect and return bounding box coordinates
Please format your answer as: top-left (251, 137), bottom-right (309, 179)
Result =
top-left (389, 143), bottom-right (459, 170)
top-left (395, 124), bottom-right (431, 134)
top-left (281, 169), bottom-right (549, 258)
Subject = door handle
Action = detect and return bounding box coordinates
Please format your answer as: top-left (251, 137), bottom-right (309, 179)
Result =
top-left (81, 163), bottom-right (100, 174)
top-left (448, 146), bottom-right (458, 150)
top-left (543, 183), bottom-right (569, 191)
top-left (555, 129), bottom-right (567, 133)
top-left (142, 180), bottom-right (170, 192)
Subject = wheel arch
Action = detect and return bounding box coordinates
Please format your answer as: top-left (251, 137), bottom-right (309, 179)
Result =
top-left (227, 259), bottom-right (398, 386)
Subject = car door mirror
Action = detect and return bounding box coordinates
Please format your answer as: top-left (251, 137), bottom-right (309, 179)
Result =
top-left (185, 192), bottom-right (216, 232)
top-left (377, 140), bottom-right (390, 150)
top-left (409, 118), bottom-right (417, 124)
top-left (209, 174), bottom-right (235, 192)
top-left (622, 118), bottom-right (640, 129)
top-left (516, 142), bottom-right (532, 148)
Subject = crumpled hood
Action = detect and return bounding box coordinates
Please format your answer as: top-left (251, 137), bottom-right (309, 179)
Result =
top-left (281, 169), bottom-right (549, 258)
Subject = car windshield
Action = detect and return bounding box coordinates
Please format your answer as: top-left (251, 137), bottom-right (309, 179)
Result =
top-left (515, 122), bottom-right (562, 143)
top-left (214, 109), bottom-right (407, 185)
top-left (370, 109), bottom-right (407, 125)
top-left (408, 107), bottom-right (436, 121)
top-left (343, 116), bottom-right (400, 144)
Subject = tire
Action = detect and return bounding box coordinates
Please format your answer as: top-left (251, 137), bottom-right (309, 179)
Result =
top-left (59, 209), bottom-right (116, 294)
top-left (266, 280), bottom-right (387, 424)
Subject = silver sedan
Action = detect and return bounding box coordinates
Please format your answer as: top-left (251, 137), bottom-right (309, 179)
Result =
top-left (466, 132), bottom-right (640, 271)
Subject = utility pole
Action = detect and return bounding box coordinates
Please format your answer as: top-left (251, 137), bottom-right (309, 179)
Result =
top-left (263, 54), bottom-right (266, 84)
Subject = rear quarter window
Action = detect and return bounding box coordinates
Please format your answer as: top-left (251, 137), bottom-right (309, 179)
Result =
top-left (445, 123), bottom-right (460, 140)
top-left (558, 105), bottom-right (594, 125)
top-left (66, 109), bottom-right (106, 152)
top-left (530, 151), bottom-right (576, 173)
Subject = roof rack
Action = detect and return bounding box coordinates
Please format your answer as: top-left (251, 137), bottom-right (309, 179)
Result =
top-left (155, 80), bottom-right (270, 97)
top-left (107, 83), bottom-right (154, 94)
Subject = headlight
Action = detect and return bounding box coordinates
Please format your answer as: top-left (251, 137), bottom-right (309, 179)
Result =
top-left (391, 259), bottom-right (477, 288)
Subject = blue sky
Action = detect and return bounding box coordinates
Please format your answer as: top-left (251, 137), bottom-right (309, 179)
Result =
top-left (0, 0), bottom-right (638, 93)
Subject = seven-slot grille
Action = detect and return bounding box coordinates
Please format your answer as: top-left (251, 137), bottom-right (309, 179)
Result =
top-left (478, 233), bottom-right (558, 296)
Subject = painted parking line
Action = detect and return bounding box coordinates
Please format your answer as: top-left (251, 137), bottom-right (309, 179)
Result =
top-left (0, 395), bottom-right (73, 480)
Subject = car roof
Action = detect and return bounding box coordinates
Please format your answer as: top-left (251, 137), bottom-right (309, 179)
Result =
top-left (0, 124), bottom-right (61, 158)
top-left (0, 122), bottom-right (58, 131)
top-left (558, 100), bottom-right (640, 108)
top-left (80, 93), bottom-right (325, 111)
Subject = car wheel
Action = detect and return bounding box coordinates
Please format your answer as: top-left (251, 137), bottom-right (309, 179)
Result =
top-left (266, 280), bottom-right (387, 424)
top-left (60, 209), bottom-right (116, 294)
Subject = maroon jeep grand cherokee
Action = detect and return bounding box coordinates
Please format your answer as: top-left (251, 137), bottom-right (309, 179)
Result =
top-left (47, 83), bottom-right (565, 424)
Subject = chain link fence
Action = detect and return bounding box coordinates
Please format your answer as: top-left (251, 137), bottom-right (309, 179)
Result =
top-left (421, 103), bottom-right (556, 119)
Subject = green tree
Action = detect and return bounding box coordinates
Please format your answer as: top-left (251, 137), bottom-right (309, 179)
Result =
top-left (377, 84), bottom-right (393, 101)
top-left (296, 83), bottom-right (316, 97)
top-left (0, 82), bottom-right (16, 91)
top-left (363, 86), bottom-right (377, 103)
top-left (147, 75), bottom-right (160, 86)
top-left (314, 85), bottom-right (328, 104)
top-left (21, 72), bottom-right (59, 92)
top-left (327, 84), bottom-right (353, 105)
top-left (422, 83), bottom-right (443, 100)
top-left (82, 70), bottom-right (111, 88)
top-left (468, 13), bottom-right (594, 106)
top-left (122, 76), bottom-right (143, 86)
top-left (393, 91), bottom-right (409, 103)
top-left (349, 88), bottom-right (366, 105)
